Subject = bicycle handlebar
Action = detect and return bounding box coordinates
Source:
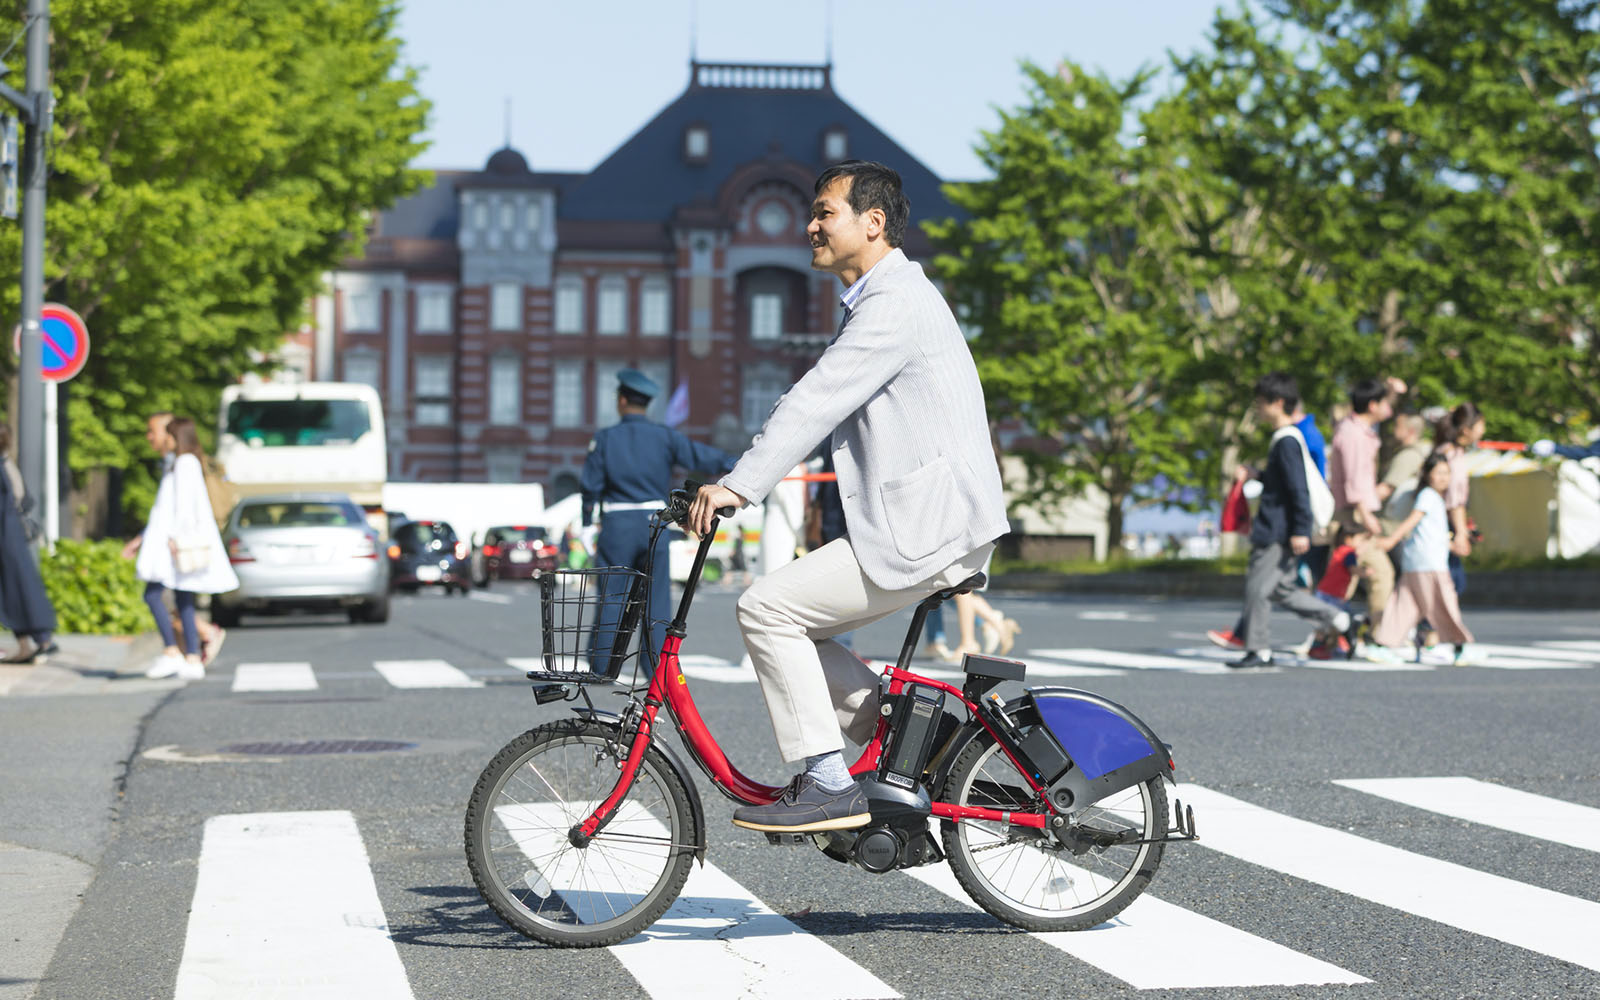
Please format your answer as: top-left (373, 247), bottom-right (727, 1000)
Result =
top-left (663, 480), bottom-right (736, 526)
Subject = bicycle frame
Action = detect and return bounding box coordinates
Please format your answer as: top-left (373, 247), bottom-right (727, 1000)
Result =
top-left (573, 511), bottom-right (1053, 844)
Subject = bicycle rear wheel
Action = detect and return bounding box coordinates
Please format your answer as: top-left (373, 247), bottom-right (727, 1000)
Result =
top-left (940, 733), bottom-right (1166, 931)
top-left (465, 718), bottom-right (695, 947)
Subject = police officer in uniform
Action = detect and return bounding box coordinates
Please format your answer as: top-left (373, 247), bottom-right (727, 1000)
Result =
top-left (581, 369), bottom-right (736, 674)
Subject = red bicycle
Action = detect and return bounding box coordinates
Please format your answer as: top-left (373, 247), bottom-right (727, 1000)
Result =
top-left (465, 483), bottom-right (1196, 947)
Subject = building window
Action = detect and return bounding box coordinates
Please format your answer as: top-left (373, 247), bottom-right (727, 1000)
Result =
top-left (822, 127), bottom-right (848, 162)
top-left (415, 355), bottom-right (452, 426)
top-left (486, 449), bottom-right (523, 484)
top-left (553, 360), bottom-right (584, 428)
top-left (637, 359), bottom-right (672, 422)
top-left (489, 354), bottom-right (521, 425)
top-left (472, 202), bottom-right (489, 229)
top-left (684, 124), bottom-right (709, 162)
top-left (343, 288), bottom-right (379, 331)
top-left (742, 362), bottom-right (790, 433)
top-left (554, 276), bottom-right (585, 334)
top-left (491, 282), bottom-right (522, 331)
top-left (597, 277), bottom-right (627, 335)
top-left (498, 202), bottom-right (516, 229)
top-left (640, 278), bottom-right (670, 336)
top-left (416, 286), bottom-right (452, 333)
top-left (342, 352), bottom-right (381, 394)
top-left (594, 367), bottom-right (622, 430)
top-left (750, 292), bottom-right (783, 341)
top-left (526, 201), bottom-right (543, 232)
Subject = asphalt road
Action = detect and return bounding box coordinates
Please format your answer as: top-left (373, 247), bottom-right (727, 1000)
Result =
top-left (10, 582), bottom-right (1600, 1000)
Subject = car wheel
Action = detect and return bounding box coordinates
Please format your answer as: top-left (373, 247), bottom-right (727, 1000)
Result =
top-left (212, 603), bottom-right (241, 628)
top-left (355, 592), bottom-right (390, 624)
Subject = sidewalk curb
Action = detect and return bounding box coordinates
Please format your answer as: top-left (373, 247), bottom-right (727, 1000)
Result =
top-left (991, 569), bottom-right (1600, 609)
top-left (0, 632), bottom-right (172, 697)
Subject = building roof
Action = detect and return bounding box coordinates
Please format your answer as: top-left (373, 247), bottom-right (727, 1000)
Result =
top-left (369, 60), bottom-right (957, 246)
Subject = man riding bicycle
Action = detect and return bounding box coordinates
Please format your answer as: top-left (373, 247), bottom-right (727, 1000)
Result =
top-left (688, 160), bottom-right (1009, 833)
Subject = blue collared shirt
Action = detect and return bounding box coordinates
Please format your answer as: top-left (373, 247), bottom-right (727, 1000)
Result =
top-left (838, 252), bottom-right (894, 314)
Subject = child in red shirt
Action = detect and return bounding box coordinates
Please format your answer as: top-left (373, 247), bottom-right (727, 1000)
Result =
top-left (1308, 527), bottom-right (1373, 659)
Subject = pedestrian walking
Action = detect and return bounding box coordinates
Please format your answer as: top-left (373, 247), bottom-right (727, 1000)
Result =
top-left (1326, 378), bottom-right (1398, 632)
top-left (1364, 452), bottom-right (1475, 664)
top-left (0, 424), bottom-right (57, 664)
top-left (580, 369), bottom-right (736, 676)
top-left (1228, 373), bottom-right (1352, 669)
top-left (127, 417), bottom-right (238, 680)
top-left (1378, 412), bottom-right (1432, 518)
top-left (1433, 402), bottom-right (1485, 597)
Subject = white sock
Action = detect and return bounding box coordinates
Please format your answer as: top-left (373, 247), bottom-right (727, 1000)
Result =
top-left (1251, 649), bottom-right (1273, 663)
top-left (803, 751), bottom-right (854, 792)
top-left (1331, 611), bottom-right (1351, 633)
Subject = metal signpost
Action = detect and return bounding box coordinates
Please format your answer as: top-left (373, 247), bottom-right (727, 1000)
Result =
top-left (1, 0), bottom-right (51, 545)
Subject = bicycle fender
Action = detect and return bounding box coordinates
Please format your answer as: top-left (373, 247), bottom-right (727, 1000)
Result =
top-left (570, 707), bottom-right (708, 864)
top-left (1024, 687), bottom-right (1175, 810)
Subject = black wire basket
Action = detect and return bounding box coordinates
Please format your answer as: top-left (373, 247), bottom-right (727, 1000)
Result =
top-left (529, 567), bottom-right (649, 683)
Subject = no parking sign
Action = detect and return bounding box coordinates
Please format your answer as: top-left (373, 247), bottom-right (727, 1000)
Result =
top-left (12, 302), bottom-right (90, 382)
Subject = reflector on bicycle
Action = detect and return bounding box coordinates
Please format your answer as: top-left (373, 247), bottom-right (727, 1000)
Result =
top-left (531, 567), bottom-right (650, 682)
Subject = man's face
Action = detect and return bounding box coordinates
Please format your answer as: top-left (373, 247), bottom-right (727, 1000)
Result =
top-left (1255, 396), bottom-right (1285, 423)
top-left (145, 415), bottom-right (172, 454)
top-left (807, 177), bottom-right (877, 276)
top-left (1371, 396), bottom-right (1394, 423)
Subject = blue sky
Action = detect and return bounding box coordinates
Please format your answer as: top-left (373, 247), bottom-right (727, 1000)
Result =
top-left (396, 1), bottom-right (1236, 179)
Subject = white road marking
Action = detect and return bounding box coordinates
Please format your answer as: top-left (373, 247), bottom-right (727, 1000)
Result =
top-left (1022, 657), bottom-right (1126, 678)
top-left (1028, 647), bottom-right (1228, 673)
top-left (675, 653), bottom-right (758, 683)
top-left (467, 590), bottom-right (515, 605)
top-left (499, 802), bottom-right (899, 999)
top-left (174, 811), bottom-right (412, 1000)
top-left (232, 662), bottom-right (317, 692)
top-left (1457, 644), bottom-right (1597, 669)
top-left (372, 659), bottom-right (483, 688)
top-left (906, 862), bottom-right (1366, 989)
top-left (1178, 784), bottom-right (1600, 973)
top-left (1538, 640), bottom-right (1600, 652)
top-left (1334, 776), bottom-right (1600, 854)
top-left (1077, 610), bottom-right (1157, 622)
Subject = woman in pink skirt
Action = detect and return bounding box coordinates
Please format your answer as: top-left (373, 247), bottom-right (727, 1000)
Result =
top-left (1365, 452), bottom-right (1474, 664)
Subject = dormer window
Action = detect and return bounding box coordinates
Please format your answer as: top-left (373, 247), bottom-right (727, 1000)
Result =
top-left (822, 127), bottom-right (848, 162)
top-left (684, 124), bottom-right (710, 163)
top-left (472, 202), bottom-right (489, 229)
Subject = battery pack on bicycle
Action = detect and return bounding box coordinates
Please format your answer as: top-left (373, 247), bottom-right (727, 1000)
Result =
top-left (464, 480), bottom-right (1197, 948)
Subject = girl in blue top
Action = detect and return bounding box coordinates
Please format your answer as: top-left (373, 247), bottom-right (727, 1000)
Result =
top-left (1366, 452), bottom-right (1474, 663)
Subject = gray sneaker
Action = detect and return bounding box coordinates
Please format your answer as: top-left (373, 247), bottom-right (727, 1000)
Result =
top-left (731, 774), bottom-right (872, 833)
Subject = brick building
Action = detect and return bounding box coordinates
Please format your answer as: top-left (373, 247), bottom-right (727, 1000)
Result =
top-left (310, 60), bottom-right (957, 500)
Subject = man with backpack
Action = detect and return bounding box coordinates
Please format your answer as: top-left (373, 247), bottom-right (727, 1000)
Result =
top-left (1228, 372), bottom-right (1352, 669)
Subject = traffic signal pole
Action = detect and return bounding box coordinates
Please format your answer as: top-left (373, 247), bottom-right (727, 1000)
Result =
top-left (7, 0), bottom-right (50, 544)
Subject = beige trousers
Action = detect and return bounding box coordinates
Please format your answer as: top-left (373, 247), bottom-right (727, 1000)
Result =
top-left (737, 537), bottom-right (995, 763)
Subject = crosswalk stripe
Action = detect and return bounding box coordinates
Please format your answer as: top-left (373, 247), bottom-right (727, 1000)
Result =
top-left (1460, 644), bottom-right (1598, 669)
top-left (1535, 640), bottom-right (1600, 653)
top-left (232, 662), bottom-right (317, 692)
top-left (1021, 656), bottom-right (1125, 678)
top-left (500, 802), bottom-right (899, 999)
top-left (675, 653), bottom-right (758, 683)
top-left (905, 862), bottom-right (1366, 989)
top-left (373, 659), bottom-right (483, 688)
top-left (1028, 647), bottom-right (1227, 673)
top-left (1334, 777), bottom-right (1600, 854)
top-left (1178, 784), bottom-right (1600, 973)
top-left (175, 811), bottom-right (412, 1000)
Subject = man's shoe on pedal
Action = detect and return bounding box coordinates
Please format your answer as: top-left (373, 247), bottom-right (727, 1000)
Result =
top-left (731, 774), bottom-right (871, 833)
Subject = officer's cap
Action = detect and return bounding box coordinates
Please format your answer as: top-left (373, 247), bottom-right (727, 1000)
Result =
top-left (616, 368), bottom-right (660, 399)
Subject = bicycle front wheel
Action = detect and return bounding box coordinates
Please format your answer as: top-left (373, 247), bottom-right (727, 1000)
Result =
top-left (465, 718), bottom-right (696, 947)
top-left (940, 733), bottom-right (1166, 931)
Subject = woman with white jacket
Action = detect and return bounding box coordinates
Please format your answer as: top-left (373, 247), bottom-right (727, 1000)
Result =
top-left (130, 417), bottom-right (237, 679)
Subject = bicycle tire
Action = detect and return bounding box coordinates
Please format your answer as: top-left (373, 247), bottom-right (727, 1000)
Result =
top-left (465, 718), bottom-right (696, 947)
top-left (940, 733), bottom-right (1167, 932)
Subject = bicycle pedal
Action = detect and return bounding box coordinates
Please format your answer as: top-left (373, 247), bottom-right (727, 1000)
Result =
top-left (763, 832), bottom-right (808, 846)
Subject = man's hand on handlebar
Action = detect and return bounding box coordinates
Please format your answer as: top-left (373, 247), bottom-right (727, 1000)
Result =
top-left (687, 483), bottom-right (746, 537)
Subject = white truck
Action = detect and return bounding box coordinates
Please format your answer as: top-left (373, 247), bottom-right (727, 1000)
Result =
top-left (216, 382), bottom-right (389, 534)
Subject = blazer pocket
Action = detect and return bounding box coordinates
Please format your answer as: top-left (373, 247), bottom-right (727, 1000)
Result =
top-left (881, 456), bottom-right (960, 561)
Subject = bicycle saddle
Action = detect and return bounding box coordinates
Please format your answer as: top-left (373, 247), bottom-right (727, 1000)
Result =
top-left (933, 572), bottom-right (986, 601)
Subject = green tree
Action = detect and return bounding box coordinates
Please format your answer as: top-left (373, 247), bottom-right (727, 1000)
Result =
top-left (929, 62), bottom-right (1224, 548)
top-left (0, 0), bottom-right (429, 521)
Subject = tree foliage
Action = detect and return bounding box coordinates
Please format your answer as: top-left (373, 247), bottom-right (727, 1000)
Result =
top-left (931, 0), bottom-right (1600, 549)
top-left (0, 0), bottom-right (428, 516)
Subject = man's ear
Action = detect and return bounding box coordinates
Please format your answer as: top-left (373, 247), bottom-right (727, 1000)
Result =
top-left (866, 206), bottom-right (886, 239)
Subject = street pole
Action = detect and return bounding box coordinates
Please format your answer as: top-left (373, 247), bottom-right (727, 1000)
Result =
top-left (15, 0), bottom-right (50, 545)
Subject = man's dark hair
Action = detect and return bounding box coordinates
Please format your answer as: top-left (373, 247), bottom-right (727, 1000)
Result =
top-left (1253, 371), bottom-right (1300, 414)
top-left (1349, 378), bottom-right (1387, 414)
top-left (618, 387), bottom-right (651, 409)
top-left (814, 160), bottom-right (910, 249)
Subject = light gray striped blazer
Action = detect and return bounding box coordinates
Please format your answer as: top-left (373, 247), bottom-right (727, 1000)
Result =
top-left (721, 248), bottom-right (1009, 590)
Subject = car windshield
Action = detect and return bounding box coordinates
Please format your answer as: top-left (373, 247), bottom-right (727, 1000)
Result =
top-left (395, 522), bottom-right (455, 550)
top-left (239, 501), bottom-right (364, 528)
top-left (224, 399), bottom-right (372, 447)
top-left (490, 526), bottom-right (547, 543)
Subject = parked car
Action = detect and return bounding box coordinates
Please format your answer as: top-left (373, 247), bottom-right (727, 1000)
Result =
top-left (388, 519), bottom-right (472, 595)
top-left (473, 525), bottom-right (560, 586)
top-left (213, 493), bottom-right (390, 626)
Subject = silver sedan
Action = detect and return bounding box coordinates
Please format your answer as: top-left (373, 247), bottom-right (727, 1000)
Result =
top-left (213, 493), bottom-right (390, 626)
